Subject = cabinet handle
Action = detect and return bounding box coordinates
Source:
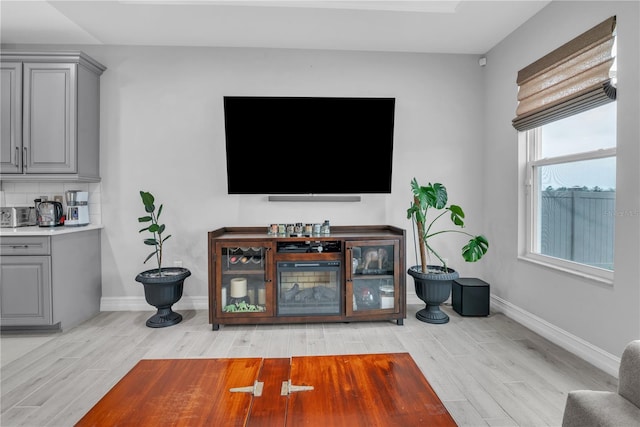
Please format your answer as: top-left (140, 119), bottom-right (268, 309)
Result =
top-left (281, 380), bottom-right (314, 396)
top-left (14, 147), bottom-right (20, 167)
top-left (264, 247), bottom-right (271, 282)
top-left (23, 147), bottom-right (27, 170)
top-left (230, 381), bottom-right (264, 397)
top-left (10, 245), bottom-right (30, 249)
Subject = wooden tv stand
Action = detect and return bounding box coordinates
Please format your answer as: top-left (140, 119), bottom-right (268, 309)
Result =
top-left (208, 225), bottom-right (406, 330)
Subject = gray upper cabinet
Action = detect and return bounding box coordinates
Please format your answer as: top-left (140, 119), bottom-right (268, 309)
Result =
top-left (0, 62), bottom-right (22, 172)
top-left (0, 51), bottom-right (106, 181)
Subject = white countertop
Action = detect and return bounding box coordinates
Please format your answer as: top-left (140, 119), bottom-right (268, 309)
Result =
top-left (0, 223), bottom-right (103, 236)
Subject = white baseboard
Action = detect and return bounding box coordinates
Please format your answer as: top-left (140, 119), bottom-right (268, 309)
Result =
top-left (491, 294), bottom-right (620, 378)
top-left (100, 296), bottom-right (209, 312)
top-left (104, 295), bottom-right (424, 311)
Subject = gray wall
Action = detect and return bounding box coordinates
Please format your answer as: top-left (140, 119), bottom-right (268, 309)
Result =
top-left (86, 46), bottom-right (486, 301)
top-left (483, 0), bottom-right (640, 359)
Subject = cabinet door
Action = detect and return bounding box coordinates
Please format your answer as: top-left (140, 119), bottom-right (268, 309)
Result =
top-left (0, 62), bottom-right (22, 174)
top-left (0, 256), bottom-right (52, 326)
top-left (345, 240), bottom-right (400, 317)
top-left (216, 242), bottom-right (274, 318)
top-left (23, 62), bottom-right (77, 174)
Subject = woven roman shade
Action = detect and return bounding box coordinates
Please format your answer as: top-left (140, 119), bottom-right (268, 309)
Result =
top-left (512, 16), bottom-right (617, 131)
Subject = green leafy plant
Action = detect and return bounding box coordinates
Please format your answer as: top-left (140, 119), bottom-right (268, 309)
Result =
top-left (138, 191), bottom-right (171, 275)
top-left (407, 178), bottom-right (489, 273)
top-left (223, 302), bottom-right (266, 312)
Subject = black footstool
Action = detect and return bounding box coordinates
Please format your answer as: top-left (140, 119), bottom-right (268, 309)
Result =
top-left (452, 278), bottom-right (490, 316)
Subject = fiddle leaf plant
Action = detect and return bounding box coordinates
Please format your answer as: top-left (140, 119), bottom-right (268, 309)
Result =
top-left (407, 178), bottom-right (488, 273)
top-left (138, 191), bottom-right (171, 275)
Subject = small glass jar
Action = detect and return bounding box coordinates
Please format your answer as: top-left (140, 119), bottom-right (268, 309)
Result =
top-left (379, 285), bottom-right (395, 309)
top-left (313, 223), bottom-right (322, 235)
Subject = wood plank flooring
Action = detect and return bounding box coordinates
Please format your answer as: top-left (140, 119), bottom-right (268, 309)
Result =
top-left (1, 304), bottom-right (617, 426)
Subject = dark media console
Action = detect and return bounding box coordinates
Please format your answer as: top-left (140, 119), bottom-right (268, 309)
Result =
top-left (207, 225), bottom-right (406, 330)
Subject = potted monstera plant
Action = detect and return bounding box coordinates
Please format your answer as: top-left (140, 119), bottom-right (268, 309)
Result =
top-left (135, 190), bottom-right (191, 328)
top-left (406, 178), bottom-right (488, 324)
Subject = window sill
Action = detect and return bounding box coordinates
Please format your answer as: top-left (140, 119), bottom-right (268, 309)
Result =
top-left (517, 254), bottom-right (613, 287)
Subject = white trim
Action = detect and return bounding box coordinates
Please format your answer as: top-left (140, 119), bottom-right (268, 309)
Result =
top-left (531, 147), bottom-right (616, 167)
top-left (491, 294), bottom-right (620, 378)
top-left (518, 254), bottom-right (614, 285)
top-left (103, 294), bottom-right (426, 311)
top-left (100, 296), bottom-right (209, 312)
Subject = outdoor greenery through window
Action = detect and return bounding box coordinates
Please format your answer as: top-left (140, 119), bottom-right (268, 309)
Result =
top-left (526, 102), bottom-right (616, 271)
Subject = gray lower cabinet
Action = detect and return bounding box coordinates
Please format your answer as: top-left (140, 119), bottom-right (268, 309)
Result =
top-left (0, 231), bottom-right (101, 330)
top-left (0, 51), bottom-right (106, 181)
top-left (0, 255), bottom-right (52, 326)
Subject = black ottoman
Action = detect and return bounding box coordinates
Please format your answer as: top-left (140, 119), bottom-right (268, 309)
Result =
top-left (452, 278), bottom-right (490, 316)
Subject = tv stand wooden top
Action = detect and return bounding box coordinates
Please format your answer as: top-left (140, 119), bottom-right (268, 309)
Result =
top-left (208, 225), bottom-right (405, 241)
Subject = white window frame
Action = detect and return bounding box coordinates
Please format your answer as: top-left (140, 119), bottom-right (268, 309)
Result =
top-left (519, 128), bottom-right (615, 285)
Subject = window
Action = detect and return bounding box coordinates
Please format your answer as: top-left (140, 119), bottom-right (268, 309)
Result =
top-left (524, 103), bottom-right (616, 276)
top-left (515, 16), bottom-right (617, 281)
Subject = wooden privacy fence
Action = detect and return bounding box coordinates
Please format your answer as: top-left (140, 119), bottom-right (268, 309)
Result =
top-left (540, 190), bottom-right (615, 270)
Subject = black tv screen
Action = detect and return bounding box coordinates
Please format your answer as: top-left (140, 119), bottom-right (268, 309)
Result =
top-left (223, 96), bottom-right (395, 194)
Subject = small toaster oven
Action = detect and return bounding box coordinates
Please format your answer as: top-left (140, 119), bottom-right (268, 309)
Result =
top-left (0, 206), bottom-right (37, 228)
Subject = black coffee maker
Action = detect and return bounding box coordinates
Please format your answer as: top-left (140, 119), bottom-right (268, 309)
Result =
top-left (34, 199), bottom-right (64, 227)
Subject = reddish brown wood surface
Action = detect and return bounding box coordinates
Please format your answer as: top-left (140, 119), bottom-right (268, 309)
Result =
top-left (287, 353), bottom-right (457, 427)
top-left (75, 358), bottom-right (262, 427)
top-left (75, 354), bottom-right (456, 427)
top-left (246, 358), bottom-right (290, 427)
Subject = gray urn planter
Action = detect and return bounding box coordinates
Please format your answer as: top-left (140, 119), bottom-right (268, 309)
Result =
top-left (408, 265), bottom-right (459, 324)
top-left (135, 267), bottom-right (191, 328)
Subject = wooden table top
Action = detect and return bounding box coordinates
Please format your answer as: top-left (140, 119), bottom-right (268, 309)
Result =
top-left (75, 353), bottom-right (457, 427)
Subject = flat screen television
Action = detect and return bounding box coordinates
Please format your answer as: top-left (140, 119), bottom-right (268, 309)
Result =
top-left (223, 96), bottom-right (395, 195)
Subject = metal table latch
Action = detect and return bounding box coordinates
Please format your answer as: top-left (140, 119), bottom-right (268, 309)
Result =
top-left (280, 380), bottom-right (314, 396)
top-left (230, 381), bottom-right (264, 397)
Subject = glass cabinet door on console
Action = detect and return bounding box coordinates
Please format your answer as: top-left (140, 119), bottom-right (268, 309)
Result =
top-left (345, 240), bottom-right (400, 317)
top-left (215, 242), bottom-right (274, 318)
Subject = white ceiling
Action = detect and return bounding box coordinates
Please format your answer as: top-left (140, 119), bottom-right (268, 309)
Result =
top-left (0, 0), bottom-right (551, 54)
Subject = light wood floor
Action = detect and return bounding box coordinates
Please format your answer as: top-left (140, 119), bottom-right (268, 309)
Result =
top-left (1, 304), bottom-right (617, 427)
